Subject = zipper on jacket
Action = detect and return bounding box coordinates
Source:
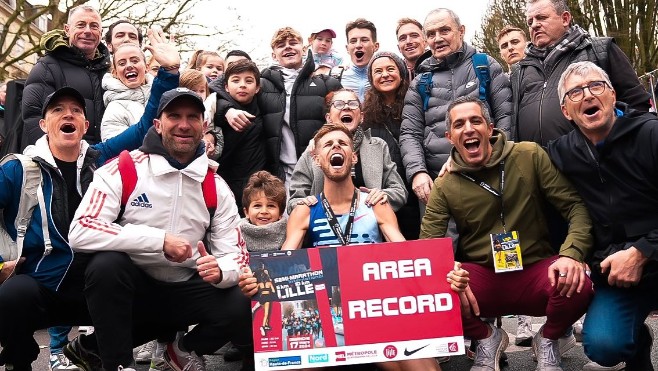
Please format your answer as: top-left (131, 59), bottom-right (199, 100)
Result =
top-left (584, 143), bottom-right (605, 184)
top-left (538, 81), bottom-right (547, 145)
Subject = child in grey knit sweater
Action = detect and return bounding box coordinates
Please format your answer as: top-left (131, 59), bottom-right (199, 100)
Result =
top-left (240, 171), bottom-right (287, 252)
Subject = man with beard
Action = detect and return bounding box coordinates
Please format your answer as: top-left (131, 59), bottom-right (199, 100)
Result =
top-left (68, 88), bottom-right (252, 371)
top-left (242, 123), bottom-right (446, 371)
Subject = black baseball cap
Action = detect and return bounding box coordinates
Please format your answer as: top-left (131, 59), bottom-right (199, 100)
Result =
top-left (156, 88), bottom-right (206, 118)
top-left (42, 87), bottom-right (87, 118)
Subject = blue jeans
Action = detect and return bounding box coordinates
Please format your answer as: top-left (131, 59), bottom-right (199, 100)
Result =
top-left (48, 326), bottom-right (72, 354)
top-left (582, 281), bottom-right (658, 367)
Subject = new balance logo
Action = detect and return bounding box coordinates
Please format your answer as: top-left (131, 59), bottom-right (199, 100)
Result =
top-left (130, 193), bottom-right (153, 208)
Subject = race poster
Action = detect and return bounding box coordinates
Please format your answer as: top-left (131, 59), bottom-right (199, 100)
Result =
top-left (249, 238), bottom-right (464, 370)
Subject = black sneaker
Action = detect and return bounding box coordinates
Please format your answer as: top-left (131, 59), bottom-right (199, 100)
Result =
top-left (222, 344), bottom-right (243, 362)
top-left (63, 335), bottom-right (103, 371)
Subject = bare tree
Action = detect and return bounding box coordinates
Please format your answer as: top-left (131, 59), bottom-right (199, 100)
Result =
top-left (473, 0), bottom-right (658, 75)
top-left (0, 0), bottom-right (240, 80)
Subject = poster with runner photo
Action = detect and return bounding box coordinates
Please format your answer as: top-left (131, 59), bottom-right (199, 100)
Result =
top-left (250, 239), bottom-right (465, 370)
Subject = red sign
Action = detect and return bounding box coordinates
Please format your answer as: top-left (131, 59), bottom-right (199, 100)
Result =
top-left (250, 239), bottom-right (464, 370)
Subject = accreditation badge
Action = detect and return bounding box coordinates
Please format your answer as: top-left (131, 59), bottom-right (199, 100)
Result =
top-left (491, 231), bottom-right (523, 273)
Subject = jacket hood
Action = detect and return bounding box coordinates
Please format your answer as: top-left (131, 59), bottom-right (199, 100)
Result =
top-left (40, 29), bottom-right (110, 68)
top-left (102, 73), bottom-right (153, 106)
top-left (24, 135), bottom-right (91, 170)
top-left (417, 42), bottom-right (475, 73)
top-left (451, 129), bottom-right (514, 173)
top-left (604, 102), bottom-right (654, 142)
top-left (139, 126), bottom-right (205, 170)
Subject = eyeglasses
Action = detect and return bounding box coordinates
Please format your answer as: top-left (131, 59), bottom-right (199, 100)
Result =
top-left (331, 100), bottom-right (360, 110)
top-left (563, 81), bottom-right (609, 103)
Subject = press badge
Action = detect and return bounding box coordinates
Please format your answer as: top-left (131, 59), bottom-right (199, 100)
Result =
top-left (491, 231), bottom-right (523, 273)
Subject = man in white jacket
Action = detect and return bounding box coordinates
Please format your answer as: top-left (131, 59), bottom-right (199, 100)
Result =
top-left (68, 88), bottom-right (252, 371)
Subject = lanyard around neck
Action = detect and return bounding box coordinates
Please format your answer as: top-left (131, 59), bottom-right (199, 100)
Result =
top-left (457, 161), bottom-right (507, 231)
top-left (320, 189), bottom-right (358, 246)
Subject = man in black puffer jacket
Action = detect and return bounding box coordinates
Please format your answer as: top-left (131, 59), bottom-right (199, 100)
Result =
top-left (221, 27), bottom-right (342, 186)
top-left (512, 0), bottom-right (650, 147)
top-left (22, 5), bottom-right (110, 149)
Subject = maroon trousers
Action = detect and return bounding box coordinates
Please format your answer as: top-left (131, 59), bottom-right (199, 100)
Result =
top-left (462, 256), bottom-right (594, 340)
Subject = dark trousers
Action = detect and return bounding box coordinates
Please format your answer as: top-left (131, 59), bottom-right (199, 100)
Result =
top-left (85, 251), bottom-right (252, 370)
top-left (0, 256), bottom-right (92, 368)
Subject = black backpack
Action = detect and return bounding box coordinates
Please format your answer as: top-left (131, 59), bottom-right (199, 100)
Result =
top-left (0, 79), bottom-right (26, 157)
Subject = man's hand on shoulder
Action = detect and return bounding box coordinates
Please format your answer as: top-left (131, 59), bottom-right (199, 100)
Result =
top-left (600, 246), bottom-right (649, 288)
top-left (548, 256), bottom-right (586, 297)
top-left (225, 108), bottom-right (255, 132)
top-left (163, 233), bottom-right (192, 263)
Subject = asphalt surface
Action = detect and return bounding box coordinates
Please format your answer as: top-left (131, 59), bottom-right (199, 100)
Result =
top-left (6, 316), bottom-right (658, 370)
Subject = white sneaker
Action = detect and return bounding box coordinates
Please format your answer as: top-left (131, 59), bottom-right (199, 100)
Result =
top-left (516, 315), bottom-right (535, 346)
top-left (77, 326), bottom-right (94, 335)
top-left (532, 329), bottom-right (563, 371)
top-left (470, 324), bottom-right (509, 371)
top-left (117, 367), bottom-right (137, 371)
top-left (135, 340), bottom-right (156, 364)
top-left (50, 353), bottom-right (81, 371)
top-left (163, 338), bottom-right (206, 371)
top-left (558, 333), bottom-right (576, 355)
top-left (582, 361), bottom-right (626, 371)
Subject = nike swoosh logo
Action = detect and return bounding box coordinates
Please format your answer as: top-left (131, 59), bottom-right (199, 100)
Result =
top-left (353, 214), bottom-right (367, 223)
top-left (403, 344), bottom-right (429, 356)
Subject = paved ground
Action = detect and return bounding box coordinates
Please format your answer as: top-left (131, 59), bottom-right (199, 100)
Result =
top-left (5, 316), bottom-right (657, 370)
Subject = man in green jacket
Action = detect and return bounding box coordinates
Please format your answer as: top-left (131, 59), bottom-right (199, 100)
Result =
top-left (421, 95), bottom-right (593, 371)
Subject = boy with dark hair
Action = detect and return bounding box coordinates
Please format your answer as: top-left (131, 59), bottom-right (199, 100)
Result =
top-left (213, 59), bottom-right (265, 213)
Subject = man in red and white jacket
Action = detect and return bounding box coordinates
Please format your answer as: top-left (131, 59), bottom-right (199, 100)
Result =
top-left (69, 88), bottom-right (252, 371)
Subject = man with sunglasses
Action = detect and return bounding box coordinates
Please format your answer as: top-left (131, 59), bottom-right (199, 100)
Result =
top-left (547, 61), bottom-right (658, 371)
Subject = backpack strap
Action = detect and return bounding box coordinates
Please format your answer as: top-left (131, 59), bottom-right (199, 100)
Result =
top-left (116, 150), bottom-right (217, 250)
top-left (117, 150), bottom-right (137, 221)
top-left (0, 154), bottom-right (45, 262)
top-left (472, 53), bottom-right (491, 103)
top-left (417, 72), bottom-right (433, 111)
top-left (329, 66), bottom-right (345, 82)
top-left (201, 168), bottom-right (217, 254)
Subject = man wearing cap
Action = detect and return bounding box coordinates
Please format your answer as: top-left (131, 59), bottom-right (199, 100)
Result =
top-left (0, 29), bottom-right (179, 371)
top-left (68, 88), bottom-right (252, 371)
top-left (308, 28), bottom-right (343, 75)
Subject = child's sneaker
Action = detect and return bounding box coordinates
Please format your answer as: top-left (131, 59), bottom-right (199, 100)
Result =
top-left (50, 353), bottom-right (81, 370)
top-left (163, 338), bottom-right (206, 371)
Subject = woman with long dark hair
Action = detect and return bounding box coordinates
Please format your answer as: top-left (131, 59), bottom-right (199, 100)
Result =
top-left (362, 51), bottom-right (420, 240)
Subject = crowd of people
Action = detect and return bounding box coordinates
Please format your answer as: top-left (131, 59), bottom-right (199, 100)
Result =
top-left (0, 0), bottom-right (656, 371)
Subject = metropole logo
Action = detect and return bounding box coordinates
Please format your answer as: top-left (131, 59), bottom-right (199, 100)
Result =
top-left (383, 345), bottom-right (398, 359)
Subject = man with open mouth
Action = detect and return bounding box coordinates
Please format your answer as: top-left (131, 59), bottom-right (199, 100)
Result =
top-left (0, 28), bottom-right (180, 371)
top-left (547, 61), bottom-right (658, 371)
top-left (334, 18), bottom-right (380, 102)
top-left (421, 95), bottom-right (593, 371)
top-left (241, 122), bottom-right (447, 371)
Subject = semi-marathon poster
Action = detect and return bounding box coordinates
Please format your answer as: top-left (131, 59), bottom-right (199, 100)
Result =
top-left (249, 238), bottom-right (464, 370)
